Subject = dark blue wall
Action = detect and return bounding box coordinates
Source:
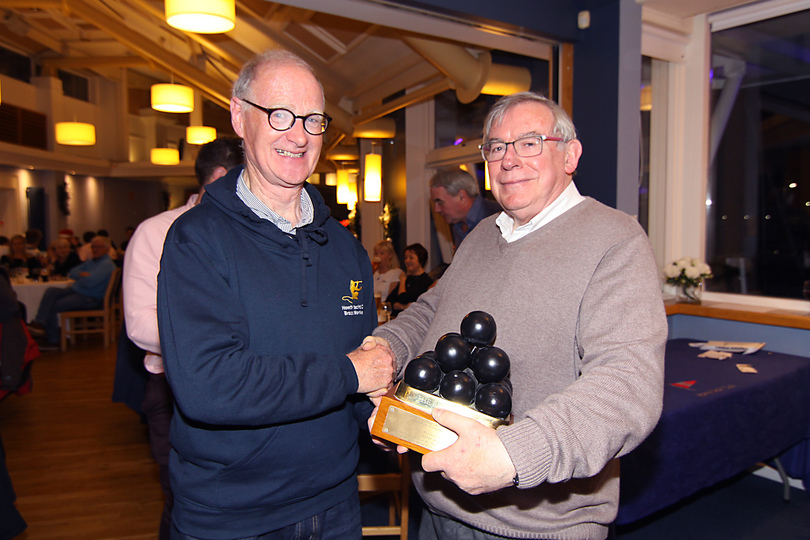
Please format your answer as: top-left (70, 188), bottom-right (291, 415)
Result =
top-left (572, 1), bottom-right (622, 208)
top-left (387, 0), bottom-right (582, 42)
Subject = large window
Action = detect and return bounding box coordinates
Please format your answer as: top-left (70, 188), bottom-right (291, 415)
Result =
top-left (0, 45), bottom-right (31, 83)
top-left (708, 8), bottom-right (810, 300)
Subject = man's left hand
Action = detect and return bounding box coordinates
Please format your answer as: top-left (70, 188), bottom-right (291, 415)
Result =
top-left (421, 409), bottom-right (516, 495)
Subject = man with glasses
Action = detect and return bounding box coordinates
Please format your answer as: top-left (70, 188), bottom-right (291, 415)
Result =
top-left (157, 50), bottom-right (395, 539)
top-left (371, 92), bottom-right (666, 539)
top-left (429, 168), bottom-right (500, 251)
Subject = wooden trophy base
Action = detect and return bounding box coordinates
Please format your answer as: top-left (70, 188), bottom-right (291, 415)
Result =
top-left (370, 382), bottom-right (510, 454)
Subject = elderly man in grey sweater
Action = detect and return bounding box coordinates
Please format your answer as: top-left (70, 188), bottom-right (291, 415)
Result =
top-left (371, 92), bottom-right (667, 540)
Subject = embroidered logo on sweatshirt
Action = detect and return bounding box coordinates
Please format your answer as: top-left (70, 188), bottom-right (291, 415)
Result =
top-left (342, 280), bottom-right (363, 303)
top-left (341, 280), bottom-right (365, 316)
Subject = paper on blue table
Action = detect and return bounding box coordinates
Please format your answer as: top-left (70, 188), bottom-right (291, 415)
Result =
top-left (688, 340), bottom-right (765, 355)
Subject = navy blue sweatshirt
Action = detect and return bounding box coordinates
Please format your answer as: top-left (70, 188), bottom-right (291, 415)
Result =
top-left (157, 167), bottom-right (376, 538)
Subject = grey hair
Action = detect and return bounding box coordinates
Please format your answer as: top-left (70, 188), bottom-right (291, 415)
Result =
top-left (483, 92), bottom-right (577, 145)
top-left (91, 235), bottom-right (111, 249)
top-left (429, 168), bottom-right (479, 198)
top-left (232, 49), bottom-right (324, 107)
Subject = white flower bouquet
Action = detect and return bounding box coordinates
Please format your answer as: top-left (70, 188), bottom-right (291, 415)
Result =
top-left (664, 257), bottom-right (712, 289)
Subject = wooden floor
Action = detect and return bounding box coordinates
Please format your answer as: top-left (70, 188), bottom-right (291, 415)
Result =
top-left (0, 338), bottom-right (164, 539)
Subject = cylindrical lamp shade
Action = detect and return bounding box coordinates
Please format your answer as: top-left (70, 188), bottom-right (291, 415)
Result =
top-left (347, 177), bottom-right (358, 210)
top-left (165, 0), bottom-right (235, 33)
top-left (336, 170), bottom-right (355, 205)
top-left (353, 118), bottom-right (396, 139)
top-left (151, 148), bottom-right (180, 165)
top-left (151, 84), bottom-right (194, 113)
top-left (640, 86), bottom-right (652, 112)
top-left (364, 154), bottom-right (382, 202)
top-left (324, 172), bottom-right (337, 186)
top-left (480, 64), bottom-right (532, 96)
top-left (55, 122), bottom-right (96, 146)
top-left (186, 126), bottom-right (217, 144)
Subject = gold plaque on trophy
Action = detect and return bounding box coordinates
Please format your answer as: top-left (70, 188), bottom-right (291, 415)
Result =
top-left (370, 381), bottom-right (510, 454)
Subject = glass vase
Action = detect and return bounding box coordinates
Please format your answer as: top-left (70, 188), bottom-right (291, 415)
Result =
top-left (677, 282), bottom-right (703, 304)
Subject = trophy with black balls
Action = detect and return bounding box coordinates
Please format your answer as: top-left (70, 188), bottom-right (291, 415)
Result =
top-left (371, 311), bottom-right (513, 453)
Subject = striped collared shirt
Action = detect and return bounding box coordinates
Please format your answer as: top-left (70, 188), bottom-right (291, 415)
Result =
top-left (236, 169), bottom-right (314, 235)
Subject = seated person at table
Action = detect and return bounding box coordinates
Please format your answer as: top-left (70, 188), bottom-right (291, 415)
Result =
top-left (48, 238), bottom-right (82, 277)
top-left (386, 243), bottom-right (433, 316)
top-left (373, 240), bottom-right (404, 299)
top-left (25, 229), bottom-right (43, 259)
top-left (0, 235), bottom-right (42, 276)
top-left (26, 236), bottom-right (116, 349)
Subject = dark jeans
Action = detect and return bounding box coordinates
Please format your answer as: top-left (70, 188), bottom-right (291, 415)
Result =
top-left (34, 286), bottom-right (102, 344)
top-left (170, 493), bottom-right (362, 540)
top-left (142, 372), bottom-right (174, 540)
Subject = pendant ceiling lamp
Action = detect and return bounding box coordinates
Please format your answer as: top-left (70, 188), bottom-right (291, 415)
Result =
top-left (336, 169), bottom-right (357, 208)
top-left (327, 147), bottom-right (359, 162)
top-left (640, 86), bottom-right (652, 112)
top-left (186, 126), bottom-right (217, 145)
top-left (151, 83), bottom-right (194, 113)
top-left (353, 118), bottom-right (396, 139)
top-left (55, 122), bottom-right (96, 146)
top-left (151, 148), bottom-right (180, 165)
top-left (347, 177), bottom-right (358, 210)
top-left (165, 0), bottom-right (235, 34)
top-left (324, 172), bottom-right (337, 186)
top-left (364, 153), bottom-right (382, 202)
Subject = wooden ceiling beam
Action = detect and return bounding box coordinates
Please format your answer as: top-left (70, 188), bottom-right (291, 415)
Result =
top-left (40, 56), bottom-right (149, 76)
top-left (61, 0), bottom-right (232, 107)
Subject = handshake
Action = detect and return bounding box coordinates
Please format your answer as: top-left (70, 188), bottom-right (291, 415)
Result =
top-left (348, 335), bottom-right (396, 397)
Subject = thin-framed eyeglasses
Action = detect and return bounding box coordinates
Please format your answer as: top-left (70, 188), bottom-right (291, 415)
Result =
top-left (479, 135), bottom-right (566, 162)
top-left (240, 98), bottom-right (332, 135)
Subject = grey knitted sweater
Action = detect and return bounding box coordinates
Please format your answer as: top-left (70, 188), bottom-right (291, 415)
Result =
top-left (374, 197), bottom-right (667, 539)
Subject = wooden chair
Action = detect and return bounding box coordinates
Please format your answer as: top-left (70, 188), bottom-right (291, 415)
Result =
top-left (59, 268), bottom-right (121, 352)
top-left (358, 454), bottom-right (410, 540)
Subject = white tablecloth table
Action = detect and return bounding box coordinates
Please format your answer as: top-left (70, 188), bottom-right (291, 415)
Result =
top-left (11, 278), bottom-right (74, 320)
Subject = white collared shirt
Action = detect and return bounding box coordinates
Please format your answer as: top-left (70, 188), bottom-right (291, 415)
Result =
top-left (495, 182), bottom-right (585, 243)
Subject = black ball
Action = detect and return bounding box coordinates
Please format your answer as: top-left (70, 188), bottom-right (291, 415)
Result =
top-left (403, 354), bottom-right (442, 393)
top-left (434, 333), bottom-right (472, 372)
top-left (471, 346), bottom-right (510, 384)
top-left (474, 383), bottom-right (512, 418)
top-left (460, 311), bottom-right (497, 347)
top-left (439, 371), bottom-right (476, 405)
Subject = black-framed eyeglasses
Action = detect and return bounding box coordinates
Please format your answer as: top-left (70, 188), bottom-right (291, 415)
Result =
top-left (479, 135), bottom-right (566, 162)
top-left (240, 98), bottom-right (332, 135)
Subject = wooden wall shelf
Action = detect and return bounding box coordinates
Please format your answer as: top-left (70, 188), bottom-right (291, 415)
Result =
top-left (665, 300), bottom-right (810, 331)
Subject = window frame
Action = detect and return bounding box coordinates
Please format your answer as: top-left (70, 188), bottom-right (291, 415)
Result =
top-left (644, 1), bottom-right (810, 311)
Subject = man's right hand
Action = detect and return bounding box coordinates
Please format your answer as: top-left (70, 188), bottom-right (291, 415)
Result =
top-left (348, 337), bottom-right (395, 394)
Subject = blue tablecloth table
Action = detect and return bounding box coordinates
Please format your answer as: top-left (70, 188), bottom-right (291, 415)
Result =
top-left (618, 338), bottom-right (810, 524)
